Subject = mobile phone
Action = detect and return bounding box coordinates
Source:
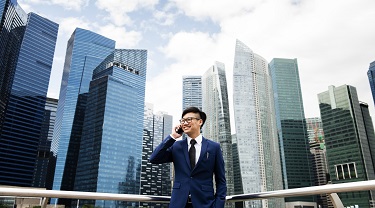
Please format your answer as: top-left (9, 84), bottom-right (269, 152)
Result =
top-left (175, 127), bottom-right (184, 134)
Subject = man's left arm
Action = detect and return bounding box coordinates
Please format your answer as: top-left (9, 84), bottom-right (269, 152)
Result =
top-left (214, 144), bottom-right (227, 208)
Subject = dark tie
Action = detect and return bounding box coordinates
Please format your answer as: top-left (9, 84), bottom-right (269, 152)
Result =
top-left (189, 139), bottom-right (197, 170)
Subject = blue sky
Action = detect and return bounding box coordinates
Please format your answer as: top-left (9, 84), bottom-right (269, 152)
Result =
top-left (18, 0), bottom-right (375, 128)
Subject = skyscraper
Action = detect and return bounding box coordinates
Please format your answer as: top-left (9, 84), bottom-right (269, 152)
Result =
top-left (0, 0), bottom-right (28, 127)
top-left (269, 58), bottom-right (314, 203)
top-left (306, 117), bottom-right (332, 208)
top-left (51, 28), bottom-right (115, 203)
top-left (318, 85), bottom-right (375, 207)
top-left (182, 76), bottom-right (202, 110)
top-left (141, 103), bottom-right (172, 208)
top-left (367, 60), bottom-right (375, 106)
top-left (32, 97), bottom-right (58, 190)
top-left (0, 0), bottom-right (58, 186)
top-left (201, 62), bottom-right (234, 202)
top-left (73, 49), bottom-right (147, 208)
top-left (232, 40), bottom-right (284, 208)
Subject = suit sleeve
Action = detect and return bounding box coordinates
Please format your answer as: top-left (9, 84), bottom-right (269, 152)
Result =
top-left (214, 144), bottom-right (227, 208)
top-left (149, 135), bottom-right (176, 164)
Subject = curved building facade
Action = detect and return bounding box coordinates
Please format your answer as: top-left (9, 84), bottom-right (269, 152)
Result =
top-left (232, 40), bottom-right (284, 208)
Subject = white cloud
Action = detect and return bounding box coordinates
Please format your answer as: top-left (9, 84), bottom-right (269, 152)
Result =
top-left (51, 0), bottom-right (89, 10)
top-left (96, 24), bottom-right (142, 48)
top-left (95, 0), bottom-right (159, 26)
top-left (20, 0), bottom-right (88, 11)
top-left (58, 17), bottom-right (92, 35)
top-left (153, 10), bottom-right (176, 26)
top-left (171, 0), bottom-right (263, 22)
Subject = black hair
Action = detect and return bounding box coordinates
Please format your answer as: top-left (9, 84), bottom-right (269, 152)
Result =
top-left (181, 106), bottom-right (206, 128)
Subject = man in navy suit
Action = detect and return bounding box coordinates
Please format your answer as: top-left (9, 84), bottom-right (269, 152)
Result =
top-left (150, 107), bottom-right (226, 208)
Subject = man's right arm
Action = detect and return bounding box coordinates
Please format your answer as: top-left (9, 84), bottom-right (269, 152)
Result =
top-left (149, 135), bottom-right (176, 164)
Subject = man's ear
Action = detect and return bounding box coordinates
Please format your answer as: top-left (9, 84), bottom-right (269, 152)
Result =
top-left (198, 119), bottom-right (203, 126)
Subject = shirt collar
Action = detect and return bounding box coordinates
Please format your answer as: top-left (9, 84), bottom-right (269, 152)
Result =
top-left (187, 134), bottom-right (202, 145)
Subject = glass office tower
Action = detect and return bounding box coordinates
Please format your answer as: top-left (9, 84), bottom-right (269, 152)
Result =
top-left (367, 60), bottom-right (375, 106)
top-left (0, 0), bottom-right (58, 186)
top-left (202, 62), bottom-right (234, 203)
top-left (182, 76), bottom-right (202, 110)
top-left (52, 28), bottom-right (115, 204)
top-left (232, 40), bottom-right (284, 208)
top-left (269, 58), bottom-right (314, 203)
top-left (0, 0), bottom-right (28, 127)
top-left (140, 103), bottom-right (172, 208)
top-left (318, 85), bottom-right (375, 207)
top-left (73, 49), bottom-right (147, 208)
top-left (32, 97), bottom-right (58, 189)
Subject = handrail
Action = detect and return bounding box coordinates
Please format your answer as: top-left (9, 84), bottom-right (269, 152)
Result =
top-left (1, 180), bottom-right (375, 205)
top-left (227, 179), bottom-right (375, 202)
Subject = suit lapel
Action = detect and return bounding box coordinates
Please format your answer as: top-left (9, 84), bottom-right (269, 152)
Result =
top-left (193, 137), bottom-right (208, 171)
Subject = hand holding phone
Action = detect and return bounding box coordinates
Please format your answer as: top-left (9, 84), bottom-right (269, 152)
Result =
top-left (175, 126), bottom-right (183, 134)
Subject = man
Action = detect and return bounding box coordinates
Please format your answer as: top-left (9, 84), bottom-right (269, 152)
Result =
top-left (150, 107), bottom-right (226, 208)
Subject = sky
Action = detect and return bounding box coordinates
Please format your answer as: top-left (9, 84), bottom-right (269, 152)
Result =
top-left (18, 0), bottom-right (375, 132)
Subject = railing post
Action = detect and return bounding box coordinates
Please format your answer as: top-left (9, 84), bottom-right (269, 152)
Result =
top-left (328, 193), bottom-right (344, 208)
top-left (41, 197), bottom-right (49, 208)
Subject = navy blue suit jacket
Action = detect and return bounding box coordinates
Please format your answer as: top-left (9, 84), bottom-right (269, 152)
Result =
top-left (150, 135), bottom-right (226, 208)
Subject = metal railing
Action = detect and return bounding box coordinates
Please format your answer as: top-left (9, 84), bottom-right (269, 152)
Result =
top-left (2, 180), bottom-right (375, 208)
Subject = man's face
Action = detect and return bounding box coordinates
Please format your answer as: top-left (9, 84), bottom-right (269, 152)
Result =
top-left (181, 112), bottom-right (202, 136)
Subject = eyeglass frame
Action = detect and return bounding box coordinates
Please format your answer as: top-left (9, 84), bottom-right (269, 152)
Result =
top-left (179, 117), bottom-right (201, 124)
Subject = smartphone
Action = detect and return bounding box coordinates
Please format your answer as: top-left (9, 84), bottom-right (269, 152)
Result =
top-left (175, 127), bottom-right (184, 134)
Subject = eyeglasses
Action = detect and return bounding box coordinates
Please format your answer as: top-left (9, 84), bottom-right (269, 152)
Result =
top-left (179, 117), bottom-right (200, 124)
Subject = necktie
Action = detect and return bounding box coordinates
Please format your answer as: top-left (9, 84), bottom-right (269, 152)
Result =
top-left (189, 139), bottom-right (197, 170)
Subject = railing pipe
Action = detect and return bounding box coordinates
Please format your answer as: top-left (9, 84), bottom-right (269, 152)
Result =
top-left (0, 188), bottom-right (170, 203)
top-left (1, 180), bottom-right (375, 206)
top-left (226, 179), bottom-right (375, 202)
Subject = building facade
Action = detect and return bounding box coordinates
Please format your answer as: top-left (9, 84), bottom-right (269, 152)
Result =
top-left (232, 40), bottom-right (284, 208)
top-left (182, 76), bottom-right (202, 110)
top-left (306, 117), bottom-right (333, 208)
top-left (32, 97), bottom-right (58, 189)
top-left (0, 0), bottom-right (58, 186)
top-left (72, 49), bottom-right (147, 208)
top-left (318, 85), bottom-right (375, 207)
top-left (367, 60), bottom-right (375, 106)
top-left (269, 58), bottom-right (314, 203)
top-left (51, 28), bottom-right (115, 206)
top-left (202, 62), bottom-right (234, 200)
top-left (140, 103), bottom-right (172, 208)
top-left (0, 0), bottom-right (28, 127)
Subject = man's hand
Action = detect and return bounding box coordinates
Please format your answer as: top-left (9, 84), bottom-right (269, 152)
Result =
top-left (172, 124), bottom-right (183, 138)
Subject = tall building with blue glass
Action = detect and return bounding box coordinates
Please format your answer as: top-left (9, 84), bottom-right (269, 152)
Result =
top-left (0, 0), bottom-right (27, 127)
top-left (73, 49), bottom-right (147, 208)
top-left (32, 97), bottom-right (58, 190)
top-left (269, 58), bottom-right (314, 204)
top-left (367, 60), bottom-right (375, 106)
top-left (0, 0), bottom-right (58, 187)
top-left (51, 28), bottom-right (115, 205)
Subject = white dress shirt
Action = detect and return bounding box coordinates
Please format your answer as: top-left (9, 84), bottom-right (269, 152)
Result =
top-left (187, 134), bottom-right (202, 165)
